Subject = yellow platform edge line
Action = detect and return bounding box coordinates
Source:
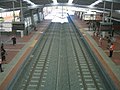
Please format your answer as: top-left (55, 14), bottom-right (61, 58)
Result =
top-left (30, 40), bottom-right (37, 47)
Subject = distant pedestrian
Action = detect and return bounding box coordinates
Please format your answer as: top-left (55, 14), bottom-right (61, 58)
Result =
top-left (1, 43), bottom-right (4, 51)
top-left (96, 21), bottom-right (100, 31)
top-left (95, 31), bottom-right (98, 37)
top-left (34, 26), bottom-right (37, 31)
top-left (11, 36), bottom-right (16, 45)
top-left (1, 43), bottom-right (7, 63)
top-left (99, 36), bottom-right (102, 47)
top-left (93, 31), bottom-right (95, 36)
top-left (93, 22), bottom-right (96, 31)
top-left (109, 43), bottom-right (115, 57)
top-left (1, 48), bottom-right (6, 61)
top-left (0, 59), bottom-right (4, 72)
top-left (107, 37), bottom-right (111, 49)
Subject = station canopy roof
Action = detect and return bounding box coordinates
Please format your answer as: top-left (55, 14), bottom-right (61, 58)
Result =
top-left (0, 0), bottom-right (120, 11)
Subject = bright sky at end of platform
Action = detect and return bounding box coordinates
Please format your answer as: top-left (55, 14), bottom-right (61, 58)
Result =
top-left (44, 7), bottom-right (74, 23)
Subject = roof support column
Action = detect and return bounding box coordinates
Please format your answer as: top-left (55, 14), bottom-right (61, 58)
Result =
top-left (41, 8), bottom-right (44, 20)
top-left (20, 0), bottom-right (24, 22)
top-left (62, 5), bottom-right (63, 17)
top-left (37, 8), bottom-right (40, 23)
top-left (110, 2), bottom-right (114, 36)
top-left (102, 1), bottom-right (106, 22)
top-left (12, 1), bottom-right (15, 22)
top-left (30, 9), bottom-right (35, 27)
top-left (110, 2), bottom-right (113, 23)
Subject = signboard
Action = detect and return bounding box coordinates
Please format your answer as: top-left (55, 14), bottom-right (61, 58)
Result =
top-left (12, 22), bottom-right (25, 30)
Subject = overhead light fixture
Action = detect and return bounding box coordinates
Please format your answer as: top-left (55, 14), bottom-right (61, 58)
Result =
top-left (0, 8), bottom-right (6, 12)
top-left (68, 0), bottom-right (73, 4)
top-left (23, 0), bottom-right (36, 6)
top-left (52, 0), bottom-right (58, 4)
top-left (115, 10), bottom-right (120, 14)
top-left (89, 0), bottom-right (102, 8)
top-left (0, 8), bottom-right (3, 9)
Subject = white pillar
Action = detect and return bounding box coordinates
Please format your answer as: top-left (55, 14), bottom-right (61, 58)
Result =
top-left (103, 1), bottom-right (106, 22)
top-left (110, 2), bottom-right (113, 23)
top-left (20, 0), bottom-right (24, 22)
top-left (12, 1), bottom-right (15, 22)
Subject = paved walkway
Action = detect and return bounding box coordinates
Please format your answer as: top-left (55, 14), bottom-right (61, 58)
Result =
top-left (0, 20), bottom-right (51, 90)
top-left (71, 15), bottom-right (120, 90)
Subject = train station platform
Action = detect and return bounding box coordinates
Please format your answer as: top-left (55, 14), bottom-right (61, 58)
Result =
top-left (70, 15), bottom-right (120, 89)
top-left (0, 16), bottom-right (120, 90)
top-left (0, 20), bottom-right (51, 90)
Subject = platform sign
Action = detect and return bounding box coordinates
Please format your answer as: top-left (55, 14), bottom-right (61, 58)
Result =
top-left (12, 22), bottom-right (25, 30)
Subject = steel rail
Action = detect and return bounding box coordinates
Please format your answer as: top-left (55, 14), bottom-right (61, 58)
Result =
top-left (25, 23), bottom-right (56, 90)
top-left (8, 22), bottom-right (57, 90)
top-left (67, 17), bottom-right (106, 90)
top-left (36, 22), bottom-right (57, 90)
top-left (71, 22), bottom-right (101, 90)
top-left (22, 23), bottom-right (55, 90)
top-left (68, 22), bottom-right (88, 90)
top-left (23, 25), bottom-right (54, 90)
top-left (61, 24), bottom-right (71, 90)
top-left (56, 23), bottom-right (62, 90)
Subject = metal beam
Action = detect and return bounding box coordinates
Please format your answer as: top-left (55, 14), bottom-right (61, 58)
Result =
top-left (104, 0), bottom-right (120, 3)
top-left (0, 0), bottom-right (17, 2)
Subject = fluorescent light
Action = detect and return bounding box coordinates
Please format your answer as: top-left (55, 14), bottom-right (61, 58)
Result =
top-left (23, 0), bottom-right (36, 6)
top-left (89, 0), bottom-right (102, 8)
top-left (68, 0), bottom-right (73, 4)
top-left (52, 0), bottom-right (58, 4)
top-left (115, 10), bottom-right (120, 14)
top-left (0, 8), bottom-right (6, 12)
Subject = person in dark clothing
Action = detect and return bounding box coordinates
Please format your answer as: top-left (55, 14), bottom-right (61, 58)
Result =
top-left (1, 43), bottom-right (4, 50)
top-left (1, 48), bottom-right (6, 61)
top-left (34, 26), bottom-right (37, 31)
top-left (11, 36), bottom-right (16, 45)
top-left (1, 43), bottom-right (7, 63)
top-left (109, 43), bottom-right (115, 57)
top-left (0, 59), bottom-right (4, 72)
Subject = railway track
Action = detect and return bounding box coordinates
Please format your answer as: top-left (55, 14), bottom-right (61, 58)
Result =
top-left (67, 22), bottom-right (106, 90)
top-left (8, 20), bottom-right (116, 90)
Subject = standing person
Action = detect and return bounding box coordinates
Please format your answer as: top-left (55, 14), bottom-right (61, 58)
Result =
top-left (99, 35), bottom-right (102, 47)
top-left (11, 36), bottom-right (16, 45)
top-left (109, 43), bottom-right (115, 57)
top-left (34, 26), bottom-right (37, 31)
top-left (0, 58), bottom-right (4, 72)
top-left (1, 43), bottom-right (7, 61)
top-left (93, 31), bottom-right (95, 37)
top-left (107, 36), bottom-right (111, 49)
top-left (1, 48), bottom-right (7, 61)
top-left (1, 43), bottom-right (4, 50)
